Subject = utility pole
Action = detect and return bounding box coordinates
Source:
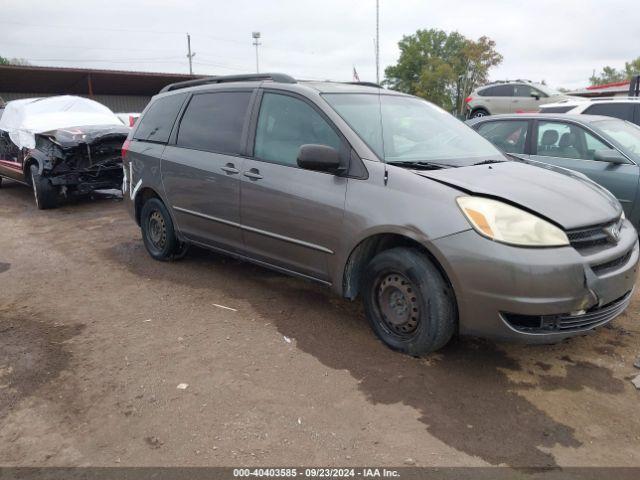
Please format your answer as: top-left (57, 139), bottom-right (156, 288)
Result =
top-left (375, 0), bottom-right (380, 84)
top-left (186, 33), bottom-right (196, 75)
top-left (252, 32), bottom-right (261, 73)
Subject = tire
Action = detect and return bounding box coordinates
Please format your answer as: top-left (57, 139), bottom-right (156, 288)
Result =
top-left (0, 176), bottom-right (3, 188)
top-left (470, 109), bottom-right (489, 119)
top-left (362, 247), bottom-right (456, 356)
top-left (140, 197), bottom-right (185, 261)
top-left (30, 165), bottom-right (58, 209)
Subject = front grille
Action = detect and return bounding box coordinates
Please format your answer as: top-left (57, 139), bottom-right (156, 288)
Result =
top-left (567, 219), bottom-right (621, 250)
top-left (591, 250), bottom-right (633, 274)
top-left (502, 291), bottom-right (632, 333)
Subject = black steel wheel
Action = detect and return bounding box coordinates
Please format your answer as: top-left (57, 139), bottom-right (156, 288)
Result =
top-left (362, 247), bottom-right (456, 356)
top-left (140, 197), bottom-right (183, 261)
top-left (376, 273), bottom-right (421, 339)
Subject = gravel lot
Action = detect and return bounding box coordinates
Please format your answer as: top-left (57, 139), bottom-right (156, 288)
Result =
top-left (0, 179), bottom-right (639, 468)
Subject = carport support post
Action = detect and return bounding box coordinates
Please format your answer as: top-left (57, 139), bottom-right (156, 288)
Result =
top-left (87, 73), bottom-right (94, 97)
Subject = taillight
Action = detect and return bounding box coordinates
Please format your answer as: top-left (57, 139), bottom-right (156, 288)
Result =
top-left (121, 139), bottom-right (131, 159)
top-left (464, 96), bottom-right (473, 104)
top-left (129, 115), bottom-right (136, 127)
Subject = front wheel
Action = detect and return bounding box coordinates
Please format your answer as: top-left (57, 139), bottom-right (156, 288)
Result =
top-left (140, 197), bottom-right (186, 261)
top-left (362, 247), bottom-right (456, 356)
top-left (30, 165), bottom-right (58, 209)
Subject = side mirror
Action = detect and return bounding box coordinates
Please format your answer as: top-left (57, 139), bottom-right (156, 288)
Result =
top-left (593, 149), bottom-right (629, 164)
top-left (297, 144), bottom-right (342, 172)
top-left (530, 92), bottom-right (541, 100)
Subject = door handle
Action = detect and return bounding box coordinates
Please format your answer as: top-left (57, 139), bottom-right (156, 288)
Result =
top-left (221, 163), bottom-right (239, 175)
top-left (243, 168), bottom-right (263, 180)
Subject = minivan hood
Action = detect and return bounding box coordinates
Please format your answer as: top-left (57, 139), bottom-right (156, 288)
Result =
top-left (414, 161), bottom-right (621, 229)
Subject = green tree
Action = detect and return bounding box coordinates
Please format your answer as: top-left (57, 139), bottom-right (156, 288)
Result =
top-left (590, 57), bottom-right (640, 85)
top-left (589, 66), bottom-right (627, 85)
top-left (8, 57), bottom-right (31, 66)
top-left (0, 56), bottom-right (31, 66)
top-left (624, 57), bottom-right (640, 77)
top-left (384, 29), bottom-right (502, 113)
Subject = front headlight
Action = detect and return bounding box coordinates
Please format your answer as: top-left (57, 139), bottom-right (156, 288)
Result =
top-left (456, 196), bottom-right (569, 247)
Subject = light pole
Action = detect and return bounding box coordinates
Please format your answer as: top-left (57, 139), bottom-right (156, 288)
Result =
top-left (252, 32), bottom-right (261, 74)
top-left (186, 33), bottom-right (196, 75)
top-left (375, 0), bottom-right (380, 84)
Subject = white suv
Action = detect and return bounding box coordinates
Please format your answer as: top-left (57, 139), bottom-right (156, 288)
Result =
top-left (465, 81), bottom-right (572, 118)
top-left (539, 97), bottom-right (640, 126)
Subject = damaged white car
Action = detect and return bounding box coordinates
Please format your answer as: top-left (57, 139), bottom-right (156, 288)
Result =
top-left (0, 95), bottom-right (128, 209)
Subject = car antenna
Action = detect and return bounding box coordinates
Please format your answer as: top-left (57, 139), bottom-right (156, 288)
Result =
top-left (376, 88), bottom-right (389, 185)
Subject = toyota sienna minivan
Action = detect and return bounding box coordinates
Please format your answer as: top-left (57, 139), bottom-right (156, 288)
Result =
top-left (123, 73), bottom-right (638, 356)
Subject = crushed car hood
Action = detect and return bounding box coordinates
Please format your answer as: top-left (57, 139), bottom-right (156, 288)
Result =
top-left (0, 95), bottom-right (125, 149)
top-left (415, 161), bottom-right (621, 229)
top-left (40, 124), bottom-right (129, 148)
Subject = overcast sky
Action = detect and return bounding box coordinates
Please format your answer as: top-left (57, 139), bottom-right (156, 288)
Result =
top-left (1, 0), bottom-right (638, 90)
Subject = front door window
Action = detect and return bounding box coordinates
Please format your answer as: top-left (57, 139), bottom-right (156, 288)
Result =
top-left (536, 121), bottom-right (609, 160)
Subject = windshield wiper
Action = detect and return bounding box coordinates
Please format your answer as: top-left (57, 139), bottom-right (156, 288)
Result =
top-left (387, 160), bottom-right (457, 170)
top-left (472, 159), bottom-right (506, 166)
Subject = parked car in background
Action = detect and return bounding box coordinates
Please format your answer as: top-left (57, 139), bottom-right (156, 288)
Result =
top-left (123, 73), bottom-right (637, 356)
top-left (465, 80), bottom-right (573, 118)
top-left (539, 97), bottom-right (640, 126)
top-left (116, 112), bottom-right (141, 127)
top-left (0, 95), bottom-right (128, 209)
top-left (468, 113), bottom-right (640, 228)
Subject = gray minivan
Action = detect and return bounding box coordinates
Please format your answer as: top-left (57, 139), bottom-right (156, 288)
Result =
top-left (123, 73), bottom-right (638, 356)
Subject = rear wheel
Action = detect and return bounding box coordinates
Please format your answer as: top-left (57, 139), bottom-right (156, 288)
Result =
top-left (140, 197), bottom-right (186, 261)
top-left (30, 165), bottom-right (58, 209)
top-left (362, 247), bottom-right (456, 356)
top-left (470, 108), bottom-right (489, 119)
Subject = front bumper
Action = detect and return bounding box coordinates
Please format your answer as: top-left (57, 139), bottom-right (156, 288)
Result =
top-left (432, 220), bottom-right (639, 342)
top-left (48, 167), bottom-right (123, 193)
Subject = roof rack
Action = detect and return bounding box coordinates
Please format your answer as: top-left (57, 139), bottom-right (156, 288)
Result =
top-left (485, 79), bottom-right (534, 85)
top-left (342, 81), bottom-right (383, 89)
top-left (159, 73), bottom-right (297, 93)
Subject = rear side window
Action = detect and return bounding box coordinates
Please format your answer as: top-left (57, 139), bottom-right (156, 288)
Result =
top-left (134, 93), bottom-right (186, 143)
top-left (477, 120), bottom-right (529, 154)
top-left (477, 86), bottom-right (494, 96)
top-left (583, 102), bottom-right (634, 122)
top-left (254, 93), bottom-right (342, 167)
top-left (177, 92), bottom-right (252, 155)
top-left (479, 85), bottom-right (515, 97)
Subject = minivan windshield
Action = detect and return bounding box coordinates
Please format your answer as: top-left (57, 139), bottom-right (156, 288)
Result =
top-left (323, 93), bottom-right (503, 166)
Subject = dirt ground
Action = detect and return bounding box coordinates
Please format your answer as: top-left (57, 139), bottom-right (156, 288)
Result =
top-left (0, 178), bottom-right (639, 469)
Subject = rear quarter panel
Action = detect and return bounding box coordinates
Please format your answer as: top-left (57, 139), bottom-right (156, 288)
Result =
top-left (123, 140), bottom-right (167, 225)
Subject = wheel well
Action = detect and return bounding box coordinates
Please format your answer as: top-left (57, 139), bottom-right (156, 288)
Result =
top-left (23, 158), bottom-right (38, 185)
top-left (135, 188), bottom-right (161, 225)
top-left (471, 107), bottom-right (489, 115)
top-left (342, 233), bottom-right (453, 301)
